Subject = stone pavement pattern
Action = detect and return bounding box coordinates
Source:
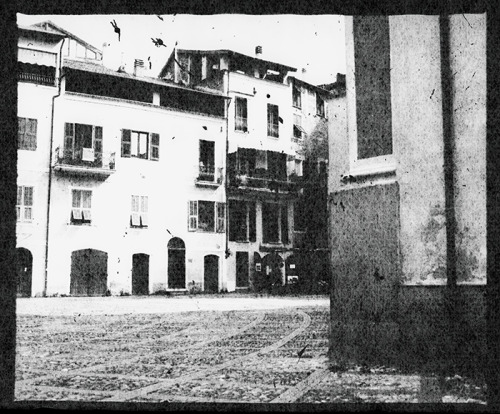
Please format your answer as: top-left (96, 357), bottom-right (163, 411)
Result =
top-left (15, 297), bottom-right (486, 404)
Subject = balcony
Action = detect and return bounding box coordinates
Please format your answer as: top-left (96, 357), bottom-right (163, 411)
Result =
top-left (54, 147), bottom-right (116, 178)
top-left (18, 72), bottom-right (56, 86)
top-left (228, 170), bottom-right (300, 195)
top-left (195, 165), bottom-right (222, 188)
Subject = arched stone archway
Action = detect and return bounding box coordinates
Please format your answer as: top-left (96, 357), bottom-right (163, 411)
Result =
top-left (168, 237), bottom-right (185, 289)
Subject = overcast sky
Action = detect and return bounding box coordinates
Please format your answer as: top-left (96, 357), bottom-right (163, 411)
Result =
top-left (17, 14), bottom-right (346, 86)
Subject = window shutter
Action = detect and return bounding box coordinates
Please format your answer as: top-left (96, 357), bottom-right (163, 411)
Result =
top-left (141, 196), bottom-right (149, 227)
top-left (150, 133), bottom-right (160, 161)
top-left (18, 118), bottom-right (25, 149)
top-left (28, 119), bottom-right (37, 150)
top-left (94, 126), bottom-right (103, 154)
top-left (121, 129), bottom-right (131, 157)
top-left (188, 200), bottom-right (198, 231)
top-left (216, 202), bottom-right (225, 233)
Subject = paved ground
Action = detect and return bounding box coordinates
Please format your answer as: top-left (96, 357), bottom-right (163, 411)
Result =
top-left (15, 295), bottom-right (487, 405)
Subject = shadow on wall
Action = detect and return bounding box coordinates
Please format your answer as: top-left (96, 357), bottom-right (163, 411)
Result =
top-left (329, 259), bottom-right (486, 378)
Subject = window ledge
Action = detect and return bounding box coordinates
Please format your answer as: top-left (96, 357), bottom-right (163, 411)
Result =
top-left (342, 164), bottom-right (397, 184)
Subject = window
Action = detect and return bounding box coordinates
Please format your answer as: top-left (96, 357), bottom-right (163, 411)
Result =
top-left (353, 16), bottom-right (392, 159)
top-left (71, 189), bottom-right (92, 225)
top-left (267, 151), bottom-right (287, 181)
top-left (235, 97), bottom-right (248, 132)
top-left (294, 196), bottom-right (307, 232)
top-left (293, 85), bottom-right (302, 108)
top-left (131, 195), bottom-right (148, 228)
top-left (267, 104), bottom-right (279, 138)
top-left (262, 202), bottom-right (280, 243)
top-left (198, 140), bottom-right (215, 181)
top-left (18, 118), bottom-right (37, 151)
top-left (64, 123), bottom-right (102, 163)
top-left (17, 186), bottom-right (33, 221)
top-left (121, 129), bottom-right (160, 161)
top-left (188, 201), bottom-right (225, 233)
top-left (262, 202), bottom-right (289, 244)
top-left (316, 93), bottom-right (325, 117)
top-left (229, 200), bottom-right (257, 242)
top-left (293, 114), bottom-right (305, 139)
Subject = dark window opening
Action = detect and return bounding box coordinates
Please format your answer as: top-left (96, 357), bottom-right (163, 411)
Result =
top-left (235, 97), bottom-right (248, 132)
top-left (293, 86), bottom-right (302, 108)
top-left (267, 104), bottom-right (279, 138)
top-left (229, 200), bottom-right (248, 242)
top-left (199, 140), bottom-right (215, 181)
top-left (316, 93), bottom-right (325, 117)
top-left (198, 201), bottom-right (216, 232)
top-left (267, 151), bottom-right (287, 181)
top-left (262, 202), bottom-right (280, 243)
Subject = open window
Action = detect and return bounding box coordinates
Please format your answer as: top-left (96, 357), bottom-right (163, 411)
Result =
top-left (235, 97), bottom-right (248, 132)
top-left (293, 85), bottom-right (302, 108)
top-left (198, 140), bottom-right (215, 181)
top-left (121, 129), bottom-right (160, 161)
top-left (64, 123), bottom-right (103, 164)
top-left (267, 104), bottom-right (279, 138)
top-left (131, 195), bottom-right (148, 228)
top-left (71, 189), bottom-right (92, 225)
top-left (188, 201), bottom-right (225, 233)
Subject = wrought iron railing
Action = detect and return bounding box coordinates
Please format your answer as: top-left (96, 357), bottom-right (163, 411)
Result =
top-left (18, 72), bottom-right (55, 86)
top-left (197, 164), bottom-right (215, 182)
top-left (54, 147), bottom-right (116, 171)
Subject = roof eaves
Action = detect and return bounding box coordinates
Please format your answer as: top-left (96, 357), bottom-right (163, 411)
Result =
top-left (31, 21), bottom-right (102, 55)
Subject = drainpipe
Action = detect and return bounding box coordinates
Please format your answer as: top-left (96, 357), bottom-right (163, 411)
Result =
top-left (44, 39), bottom-right (65, 296)
top-left (224, 70), bottom-right (232, 261)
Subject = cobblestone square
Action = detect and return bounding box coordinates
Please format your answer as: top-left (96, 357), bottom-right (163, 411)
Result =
top-left (15, 296), bottom-right (486, 405)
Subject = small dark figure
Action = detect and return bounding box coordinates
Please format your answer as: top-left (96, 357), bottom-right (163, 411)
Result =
top-left (110, 20), bottom-right (121, 42)
top-left (157, 15), bottom-right (164, 21)
top-left (152, 37), bottom-right (167, 47)
top-left (297, 344), bottom-right (309, 363)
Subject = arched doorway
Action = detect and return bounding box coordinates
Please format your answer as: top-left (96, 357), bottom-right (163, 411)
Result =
top-left (70, 249), bottom-right (108, 296)
top-left (204, 255), bottom-right (219, 292)
top-left (132, 253), bottom-right (149, 295)
top-left (168, 238), bottom-right (185, 289)
top-left (16, 248), bottom-right (32, 297)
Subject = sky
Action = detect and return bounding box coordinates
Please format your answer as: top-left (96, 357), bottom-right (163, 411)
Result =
top-left (17, 14), bottom-right (346, 86)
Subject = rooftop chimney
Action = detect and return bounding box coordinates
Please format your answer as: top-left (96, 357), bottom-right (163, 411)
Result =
top-left (134, 58), bottom-right (145, 77)
top-left (255, 45), bottom-right (262, 55)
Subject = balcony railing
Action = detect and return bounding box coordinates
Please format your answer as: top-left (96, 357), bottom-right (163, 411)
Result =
top-left (54, 147), bottom-right (115, 176)
top-left (197, 164), bottom-right (215, 182)
top-left (18, 72), bottom-right (55, 86)
top-left (229, 171), bottom-right (300, 193)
